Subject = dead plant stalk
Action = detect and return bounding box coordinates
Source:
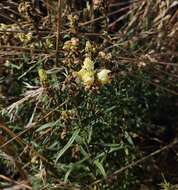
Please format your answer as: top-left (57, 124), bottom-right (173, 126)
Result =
top-left (56, 0), bottom-right (62, 64)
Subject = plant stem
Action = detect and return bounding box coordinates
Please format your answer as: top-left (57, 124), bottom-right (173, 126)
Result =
top-left (56, 0), bottom-right (62, 64)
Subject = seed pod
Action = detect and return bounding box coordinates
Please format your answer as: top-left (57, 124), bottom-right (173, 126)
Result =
top-left (38, 68), bottom-right (48, 86)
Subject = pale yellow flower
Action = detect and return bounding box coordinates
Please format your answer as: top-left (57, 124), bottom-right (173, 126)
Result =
top-left (75, 57), bottom-right (95, 88)
top-left (97, 69), bottom-right (111, 85)
top-left (76, 68), bottom-right (87, 80)
top-left (82, 57), bottom-right (94, 71)
top-left (82, 71), bottom-right (95, 86)
top-left (76, 69), bottom-right (95, 87)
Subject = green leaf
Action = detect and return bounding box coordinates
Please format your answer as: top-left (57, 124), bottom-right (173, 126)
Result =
top-left (125, 131), bottom-right (134, 145)
top-left (55, 129), bottom-right (80, 163)
top-left (36, 121), bottom-right (58, 132)
top-left (64, 167), bottom-right (73, 183)
top-left (94, 159), bottom-right (106, 177)
top-left (87, 127), bottom-right (92, 144)
top-left (105, 106), bottom-right (117, 112)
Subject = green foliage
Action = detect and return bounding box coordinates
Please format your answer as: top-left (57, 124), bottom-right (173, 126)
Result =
top-left (0, 0), bottom-right (178, 189)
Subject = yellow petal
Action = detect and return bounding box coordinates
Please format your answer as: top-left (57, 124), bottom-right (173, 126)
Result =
top-left (76, 69), bottom-right (88, 80)
top-left (77, 69), bottom-right (95, 87)
top-left (82, 57), bottom-right (94, 71)
top-left (82, 71), bottom-right (95, 86)
top-left (97, 69), bottom-right (111, 85)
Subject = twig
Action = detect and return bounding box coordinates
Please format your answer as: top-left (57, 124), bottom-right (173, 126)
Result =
top-left (80, 3), bottom-right (133, 27)
top-left (55, 0), bottom-right (62, 64)
top-left (0, 45), bottom-right (54, 53)
top-left (0, 175), bottom-right (32, 190)
top-left (0, 123), bottom-right (24, 146)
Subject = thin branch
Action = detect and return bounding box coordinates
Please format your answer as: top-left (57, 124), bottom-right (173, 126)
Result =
top-left (55, 0), bottom-right (62, 64)
top-left (0, 175), bottom-right (32, 190)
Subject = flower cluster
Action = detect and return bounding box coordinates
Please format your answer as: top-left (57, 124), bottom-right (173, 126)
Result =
top-left (75, 57), bottom-right (111, 89)
top-left (67, 14), bottom-right (79, 33)
top-left (62, 37), bottom-right (81, 67)
top-left (76, 57), bottom-right (95, 88)
top-left (15, 32), bottom-right (33, 43)
top-left (63, 37), bottom-right (80, 52)
top-left (62, 38), bottom-right (112, 89)
top-left (98, 51), bottom-right (112, 62)
top-left (0, 23), bottom-right (33, 45)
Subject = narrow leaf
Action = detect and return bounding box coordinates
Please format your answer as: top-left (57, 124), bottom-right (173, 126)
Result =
top-left (36, 121), bottom-right (58, 132)
top-left (94, 159), bottom-right (106, 177)
top-left (55, 129), bottom-right (80, 163)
